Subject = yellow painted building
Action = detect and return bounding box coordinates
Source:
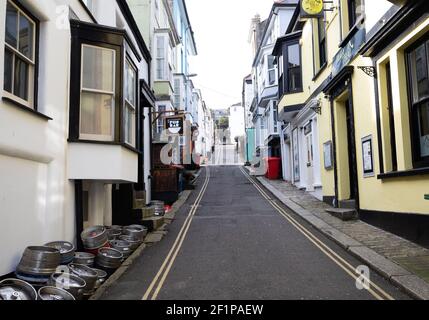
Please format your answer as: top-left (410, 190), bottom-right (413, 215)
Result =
top-left (274, 0), bottom-right (429, 244)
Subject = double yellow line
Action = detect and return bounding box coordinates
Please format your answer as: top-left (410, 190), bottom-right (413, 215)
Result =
top-left (239, 166), bottom-right (394, 301)
top-left (142, 167), bottom-right (211, 300)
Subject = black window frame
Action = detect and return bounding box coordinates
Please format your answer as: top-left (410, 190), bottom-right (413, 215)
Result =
top-left (317, 16), bottom-right (327, 70)
top-left (385, 62), bottom-right (398, 172)
top-left (348, 0), bottom-right (362, 30)
top-left (3, 0), bottom-right (40, 112)
top-left (283, 40), bottom-right (303, 94)
top-left (69, 19), bottom-right (141, 153)
top-left (405, 34), bottom-right (429, 169)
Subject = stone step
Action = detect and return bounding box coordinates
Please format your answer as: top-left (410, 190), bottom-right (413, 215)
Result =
top-left (134, 206), bottom-right (155, 219)
top-left (133, 199), bottom-right (146, 210)
top-left (141, 216), bottom-right (165, 232)
top-left (326, 208), bottom-right (359, 221)
top-left (339, 199), bottom-right (357, 209)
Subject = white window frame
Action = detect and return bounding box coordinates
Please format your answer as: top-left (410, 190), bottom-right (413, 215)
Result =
top-left (79, 44), bottom-right (116, 142)
top-left (3, 0), bottom-right (36, 109)
top-left (267, 55), bottom-right (276, 86)
top-left (124, 58), bottom-right (137, 147)
top-left (174, 78), bottom-right (181, 108)
top-left (155, 34), bottom-right (167, 81)
top-left (156, 104), bottom-right (166, 134)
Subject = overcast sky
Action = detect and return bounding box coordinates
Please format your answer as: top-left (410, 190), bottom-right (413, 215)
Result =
top-left (186, 0), bottom-right (274, 110)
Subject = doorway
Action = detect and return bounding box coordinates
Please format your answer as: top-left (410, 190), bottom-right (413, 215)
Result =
top-left (345, 99), bottom-right (356, 200)
top-left (305, 122), bottom-right (315, 192)
top-left (332, 91), bottom-right (359, 205)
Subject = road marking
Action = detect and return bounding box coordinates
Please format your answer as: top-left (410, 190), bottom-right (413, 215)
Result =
top-left (142, 167), bottom-right (211, 300)
top-left (239, 167), bottom-right (394, 301)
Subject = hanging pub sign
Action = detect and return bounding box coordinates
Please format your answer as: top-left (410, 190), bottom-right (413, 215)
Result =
top-left (300, 0), bottom-right (324, 19)
top-left (165, 116), bottom-right (184, 135)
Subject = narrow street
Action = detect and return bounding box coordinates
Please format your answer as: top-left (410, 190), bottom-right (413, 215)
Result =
top-left (100, 147), bottom-right (410, 300)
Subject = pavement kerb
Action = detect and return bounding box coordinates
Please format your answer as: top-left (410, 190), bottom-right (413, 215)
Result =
top-left (90, 189), bottom-right (194, 300)
top-left (255, 175), bottom-right (429, 300)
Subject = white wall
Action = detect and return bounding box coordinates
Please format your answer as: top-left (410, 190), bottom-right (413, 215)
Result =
top-left (0, 0), bottom-right (151, 275)
top-left (0, 0), bottom-right (96, 275)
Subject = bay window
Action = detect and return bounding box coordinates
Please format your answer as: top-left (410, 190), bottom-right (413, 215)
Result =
top-left (3, 0), bottom-right (36, 108)
top-left (69, 20), bottom-right (140, 150)
top-left (407, 38), bottom-right (429, 167)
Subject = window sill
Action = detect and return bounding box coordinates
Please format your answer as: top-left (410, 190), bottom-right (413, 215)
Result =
top-left (378, 167), bottom-right (429, 179)
top-left (2, 96), bottom-right (52, 121)
top-left (68, 139), bottom-right (142, 155)
top-left (312, 63), bottom-right (328, 82)
top-left (339, 16), bottom-right (365, 48)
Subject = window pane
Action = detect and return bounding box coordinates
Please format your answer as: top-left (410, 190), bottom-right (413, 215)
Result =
top-left (6, 2), bottom-right (18, 48)
top-left (157, 36), bottom-right (165, 57)
top-left (14, 56), bottom-right (28, 101)
top-left (82, 46), bottom-right (114, 92)
top-left (288, 44), bottom-right (300, 67)
top-left (125, 61), bottom-right (136, 106)
top-left (268, 55), bottom-right (275, 69)
top-left (19, 13), bottom-right (34, 59)
top-left (125, 103), bottom-right (135, 145)
top-left (288, 44), bottom-right (301, 91)
top-left (80, 92), bottom-right (114, 138)
top-left (410, 43), bottom-right (429, 103)
top-left (4, 49), bottom-right (13, 93)
top-left (269, 70), bottom-right (276, 85)
top-left (418, 101), bottom-right (429, 158)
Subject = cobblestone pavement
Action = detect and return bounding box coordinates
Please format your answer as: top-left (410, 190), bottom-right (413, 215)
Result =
top-left (260, 178), bottom-right (429, 284)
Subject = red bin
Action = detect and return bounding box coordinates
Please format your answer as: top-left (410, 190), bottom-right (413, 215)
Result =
top-left (265, 157), bottom-right (281, 180)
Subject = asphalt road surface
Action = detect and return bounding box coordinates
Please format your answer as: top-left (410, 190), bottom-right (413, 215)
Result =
top-left (100, 163), bottom-right (411, 300)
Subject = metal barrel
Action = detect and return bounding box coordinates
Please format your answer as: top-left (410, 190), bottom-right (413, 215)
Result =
top-left (107, 225), bottom-right (123, 232)
top-left (92, 268), bottom-right (108, 290)
top-left (48, 272), bottom-right (86, 300)
top-left (81, 226), bottom-right (108, 250)
top-left (16, 246), bottom-right (61, 276)
top-left (73, 252), bottom-right (95, 267)
top-left (109, 240), bottom-right (133, 259)
top-left (44, 241), bottom-right (75, 265)
top-left (118, 235), bottom-right (142, 251)
top-left (38, 286), bottom-right (75, 301)
top-left (152, 201), bottom-right (166, 216)
top-left (107, 229), bottom-right (122, 241)
top-left (123, 225), bottom-right (148, 241)
top-left (68, 264), bottom-right (98, 296)
top-left (0, 279), bottom-right (38, 300)
top-left (95, 248), bottom-right (123, 270)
